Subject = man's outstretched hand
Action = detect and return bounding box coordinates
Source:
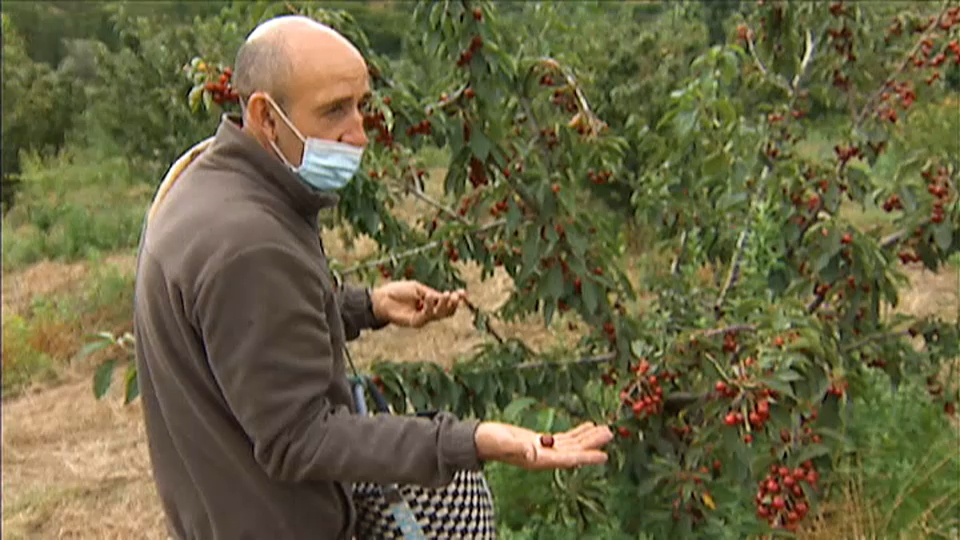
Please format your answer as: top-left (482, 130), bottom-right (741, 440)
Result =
top-left (474, 421), bottom-right (614, 470)
top-left (370, 280), bottom-right (467, 328)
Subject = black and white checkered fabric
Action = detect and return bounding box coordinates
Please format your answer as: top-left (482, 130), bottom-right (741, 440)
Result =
top-left (353, 469), bottom-right (497, 539)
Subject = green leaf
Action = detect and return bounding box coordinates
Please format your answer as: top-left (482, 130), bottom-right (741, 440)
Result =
top-left (702, 152), bottom-right (727, 177)
top-left (546, 265), bottom-right (564, 300)
top-left (792, 443), bottom-right (830, 466)
top-left (505, 201), bottom-right (522, 237)
top-left (188, 86), bottom-right (203, 113)
top-left (123, 363), bottom-right (140, 404)
top-left (715, 100), bottom-right (736, 125)
top-left (581, 279), bottom-right (599, 314)
top-left (503, 396), bottom-right (537, 424)
top-left (932, 221), bottom-right (953, 252)
top-left (566, 227), bottom-right (588, 257)
top-left (778, 369), bottom-right (804, 382)
top-left (470, 128), bottom-right (494, 162)
top-left (673, 109), bottom-right (697, 138)
top-left (759, 376), bottom-right (796, 399)
top-left (93, 359), bottom-right (118, 399)
top-left (522, 229), bottom-right (540, 269)
top-left (73, 339), bottom-right (113, 363)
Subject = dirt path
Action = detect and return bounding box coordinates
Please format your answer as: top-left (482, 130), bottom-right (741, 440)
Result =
top-left (2, 255), bottom-right (956, 538)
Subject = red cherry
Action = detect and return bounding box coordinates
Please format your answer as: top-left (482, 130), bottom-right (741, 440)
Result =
top-left (772, 496), bottom-right (786, 510)
top-left (539, 434), bottom-right (555, 448)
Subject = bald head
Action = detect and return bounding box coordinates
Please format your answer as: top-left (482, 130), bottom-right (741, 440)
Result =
top-left (234, 15), bottom-right (372, 166)
top-left (233, 16), bottom-right (363, 111)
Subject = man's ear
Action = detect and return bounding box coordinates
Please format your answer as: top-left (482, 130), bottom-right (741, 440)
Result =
top-left (244, 92), bottom-right (278, 140)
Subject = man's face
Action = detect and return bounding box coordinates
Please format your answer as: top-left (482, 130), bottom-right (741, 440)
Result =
top-left (280, 48), bottom-right (372, 153)
top-left (247, 32), bottom-right (371, 168)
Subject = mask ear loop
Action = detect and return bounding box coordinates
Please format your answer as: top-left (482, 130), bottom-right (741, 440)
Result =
top-left (260, 94), bottom-right (307, 171)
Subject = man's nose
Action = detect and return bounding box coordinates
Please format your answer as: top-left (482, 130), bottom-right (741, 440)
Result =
top-left (340, 109), bottom-right (369, 148)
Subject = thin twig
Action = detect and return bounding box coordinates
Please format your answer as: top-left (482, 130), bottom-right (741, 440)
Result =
top-left (671, 231), bottom-right (688, 275)
top-left (698, 324), bottom-right (757, 338)
top-left (791, 29), bottom-right (817, 92)
top-left (840, 329), bottom-right (911, 353)
top-left (464, 298), bottom-right (505, 344)
top-left (880, 219), bottom-right (931, 250)
top-left (714, 226), bottom-right (752, 315)
top-left (745, 31), bottom-right (793, 95)
top-left (389, 181), bottom-right (472, 227)
top-left (334, 220), bottom-right (507, 278)
top-left (714, 166), bottom-right (770, 316)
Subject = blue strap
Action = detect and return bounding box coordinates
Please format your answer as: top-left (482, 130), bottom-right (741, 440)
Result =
top-left (350, 379), bottom-right (428, 540)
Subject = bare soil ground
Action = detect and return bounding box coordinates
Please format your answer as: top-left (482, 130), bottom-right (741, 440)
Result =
top-left (2, 237), bottom-right (956, 538)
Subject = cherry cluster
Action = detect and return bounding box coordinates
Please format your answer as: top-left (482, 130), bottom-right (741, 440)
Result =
top-left (551, 87), bottom-right (577, 113)
top-left (467, 156), bottom-right (489, 188)
top-left (923, 165), bottom-right (953, 224)
top-left (538, 127), bottom-right (559, 150)
top-left (587, 169), bottom-right (612, 185)
top-left (722, 393), bottom-right (774, 444)
top-left (203, 67), bottom-right (240, 105)
top-left (376, 263), bottom-right (415, 280)
top-left (619, 359), bottom-right (674, 420)
top-left (877, 79), bottom-right (918, 124)
top-left (456, 33), bottom-right (484, 68)
top-left (405, 119), bottom-right (432, 137)
top-left (362, 109), bottom-right (394, 148)
top-left (755, 461), bottom-right (819, 532)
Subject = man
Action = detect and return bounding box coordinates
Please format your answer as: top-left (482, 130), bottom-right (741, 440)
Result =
top-left (133, 15), bottom-right (613, 540)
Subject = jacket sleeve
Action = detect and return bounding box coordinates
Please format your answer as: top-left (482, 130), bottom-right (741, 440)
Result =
top-left (195, 242), bottom-right (481, 487)
top-left (337, 283), bottom-right (388, 341)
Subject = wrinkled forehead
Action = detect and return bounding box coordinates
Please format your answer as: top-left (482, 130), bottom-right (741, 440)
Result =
top-left (286, 38), bottom-right (370, 110)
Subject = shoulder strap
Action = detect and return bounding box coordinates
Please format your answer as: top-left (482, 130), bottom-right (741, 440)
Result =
top-left (133, 138), bottom-right (215, 310)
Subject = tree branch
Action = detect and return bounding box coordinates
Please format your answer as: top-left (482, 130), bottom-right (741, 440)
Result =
top-left (880, 219), bottom-right (932, 250)
top-left (840, 329), bottom-right (912, 354)
top-left (791, 29), bottom-right (817, 92)
top-left (464, 298), bottom-right (505, 344)
top-left (745, 32), bottom-right (793, 95)
top-left (698, 324), bottom-right (757, 338)
top-left (714, 166), bottom-right (770, 317)
top-left (333, 220), bottom-right (507, 278)
top-left (853, 0), bottom-right (953, 130)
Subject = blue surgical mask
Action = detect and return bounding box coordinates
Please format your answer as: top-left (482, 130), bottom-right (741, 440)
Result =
top-left (265, 96), bottom-right (364, 192)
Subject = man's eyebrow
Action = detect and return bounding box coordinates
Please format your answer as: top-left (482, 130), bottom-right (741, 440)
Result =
top-left (319, 92), bottom-right (373, 112)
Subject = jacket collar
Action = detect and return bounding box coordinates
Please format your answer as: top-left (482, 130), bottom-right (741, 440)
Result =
top-left (209, 114), bottom-right (339, 220)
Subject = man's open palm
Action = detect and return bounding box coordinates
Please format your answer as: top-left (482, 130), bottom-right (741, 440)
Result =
top-left (371, 280), bottom-right (467, 328)
top-left (475, 421), bottom-right (614, 470)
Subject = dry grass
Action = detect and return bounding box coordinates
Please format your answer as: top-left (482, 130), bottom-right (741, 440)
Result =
top-left (2, 378), bottom-right (168, 540)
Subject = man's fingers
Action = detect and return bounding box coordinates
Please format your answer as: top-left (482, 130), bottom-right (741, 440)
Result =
top-left (555, 422), bottom-right (598, 441)
top-left (555, 427), bottom-right (614, 452)
top-left (534, 449), bottom-right (609, 470)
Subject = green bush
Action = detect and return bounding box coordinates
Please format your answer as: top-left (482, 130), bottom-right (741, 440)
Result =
top-left (1, 147), bottom-right (150, 271)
